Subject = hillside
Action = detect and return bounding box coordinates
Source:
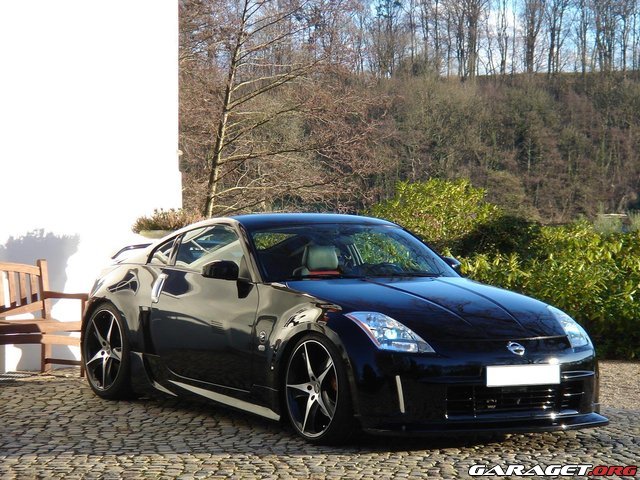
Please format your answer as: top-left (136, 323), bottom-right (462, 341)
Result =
top-left (181, 71), bottom-right (640, 222)
top-left (379, 72), bottom-right (640, 222)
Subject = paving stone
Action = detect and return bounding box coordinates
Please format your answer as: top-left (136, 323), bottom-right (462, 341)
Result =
top-left (0, 362), bottom-right (638, 478)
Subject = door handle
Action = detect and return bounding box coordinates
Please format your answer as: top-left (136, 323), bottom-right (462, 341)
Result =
top-left (151, 273), bottom-right (168, 304)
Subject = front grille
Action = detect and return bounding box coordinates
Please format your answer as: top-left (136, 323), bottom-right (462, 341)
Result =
top-left (446, 382), bottom-right (583, 418)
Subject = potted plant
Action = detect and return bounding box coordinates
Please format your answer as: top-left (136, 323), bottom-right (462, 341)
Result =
top-left (133, 208), bottom-right (203, 239)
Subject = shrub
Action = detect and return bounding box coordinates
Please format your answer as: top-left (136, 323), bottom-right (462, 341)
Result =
top-left (132, 208), bottom-right (203, 233)
top-left (368, 179), bottom-right (501, 254)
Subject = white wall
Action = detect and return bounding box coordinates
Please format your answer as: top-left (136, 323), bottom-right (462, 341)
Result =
top-left (0, 1), bottom-right (180, 372)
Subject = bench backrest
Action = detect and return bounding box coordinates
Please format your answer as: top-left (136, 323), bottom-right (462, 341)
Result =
top-left (0, 259), bottom-right (51, 320)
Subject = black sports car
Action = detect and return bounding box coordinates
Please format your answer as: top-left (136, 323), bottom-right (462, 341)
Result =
top-left (82, 213), bottom-right (608, 443)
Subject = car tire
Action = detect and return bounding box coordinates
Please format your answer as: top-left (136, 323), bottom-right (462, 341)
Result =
top-left (284, 333), bottom-right (354, 444)
top-left (82, 303), bottom-right (133, 399)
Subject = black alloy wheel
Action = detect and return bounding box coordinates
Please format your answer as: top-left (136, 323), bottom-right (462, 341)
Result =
top-left (83, 304), bottom-right (132, 399)
top-left (285, 335), bottom-right (353, 443)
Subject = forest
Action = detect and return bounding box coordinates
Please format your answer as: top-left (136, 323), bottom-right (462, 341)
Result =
top-left (179, 0), bottom-right (640, 222)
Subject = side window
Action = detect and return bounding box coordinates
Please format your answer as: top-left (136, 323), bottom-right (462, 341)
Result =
top-left (149, 238), bottom-right (177, 266)
top-left (175, 225), bottom-right (244, 270)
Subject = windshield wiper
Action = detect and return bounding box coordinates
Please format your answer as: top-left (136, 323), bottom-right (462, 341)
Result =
top-left (372, 272), bottom-right (441, 278)
top-left (284, 273), bottom-right (364, 280)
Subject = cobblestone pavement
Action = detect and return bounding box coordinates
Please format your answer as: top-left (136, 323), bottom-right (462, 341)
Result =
top-left (0, 362), bottom-right (638, 479)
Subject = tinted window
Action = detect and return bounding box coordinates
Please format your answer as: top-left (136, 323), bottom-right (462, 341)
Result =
top-left (352, 231), bottom-right (432, 271)
top-left (175, 225), bottom-right (244, 270)
top-left (249, 224), bottom-right (455, 282)
top-left (149, 238), bottom-right (176, 266)
top-left (253, 232), bottom-right (296, 250)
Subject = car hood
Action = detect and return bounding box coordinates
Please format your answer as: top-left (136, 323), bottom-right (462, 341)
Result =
top-left (284, 277), bottom-right (565, 341)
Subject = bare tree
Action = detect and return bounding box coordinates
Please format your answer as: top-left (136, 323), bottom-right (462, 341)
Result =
top-left (404, 0), bottom-right (420, 63)
top-left (618, 0), bottom-right (637, 71)
top-left (184, 0), bottom-right (332, 216)
top-left (495, 0), bottom-right (511, 75)
top-left (465, 0), bottom-right (488, 78)
top-left (592, 0), bottom-right (618, 72)
top-left (521, 0), bottom-right (545, 73)
top-left (575, 0), bottom-right (590, 75)
top-left (511, 0), bottom-right (519, 74)
top-left (352, 0), bottom-right (370, 74)
top-left (445, 2), bottom-right (455, 75)
top-left (417, 0), bottom-right (450, 72)
top-left (633, 1), bottom-right (640, 70)
top-left (371, 0), bottom-right (407, 77)
top-left (450, 0), bottom-right (467, 76)
top-left (483, 6), bottom-right (497, 74)
top-left (447, 0), bottom-right (488, 79)
top-left (545, 0), bottom-right (570, 74)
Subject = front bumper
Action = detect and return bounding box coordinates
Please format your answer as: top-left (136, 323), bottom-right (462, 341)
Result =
top-left (363, 412), bottom-right (609, 436)
top-left (346, 340), bottom-right (608, 435)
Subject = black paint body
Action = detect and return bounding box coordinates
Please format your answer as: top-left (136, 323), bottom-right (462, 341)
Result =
top-left (84, 214), bottom-right (608, 435)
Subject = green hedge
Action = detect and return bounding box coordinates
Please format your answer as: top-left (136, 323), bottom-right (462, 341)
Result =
top-left (370, 180), bottom-right (640, 359)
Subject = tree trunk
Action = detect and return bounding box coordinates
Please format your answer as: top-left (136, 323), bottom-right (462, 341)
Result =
top-left (203, 2), bottom-right (248, 217)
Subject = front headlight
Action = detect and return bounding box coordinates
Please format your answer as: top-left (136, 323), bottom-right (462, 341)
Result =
top-left (345, 311), bottom-right (435, 353)
top-left (548, 306), bottom-right (591, 349)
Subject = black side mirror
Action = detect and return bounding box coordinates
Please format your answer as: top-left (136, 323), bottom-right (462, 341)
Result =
top-left (443, 256), bottom-right (462, 274)
top-left (202, 260), bottom-right (239, 280)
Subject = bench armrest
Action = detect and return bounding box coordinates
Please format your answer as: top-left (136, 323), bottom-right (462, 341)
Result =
top-left (43, 291), bottom-right (89, 301)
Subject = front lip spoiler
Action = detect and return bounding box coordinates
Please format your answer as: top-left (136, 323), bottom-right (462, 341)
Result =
top-left (362, 413), bottom-right (609, 437)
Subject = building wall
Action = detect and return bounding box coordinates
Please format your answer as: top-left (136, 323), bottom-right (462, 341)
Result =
top-left (0, 1), bottom-right (181, 372)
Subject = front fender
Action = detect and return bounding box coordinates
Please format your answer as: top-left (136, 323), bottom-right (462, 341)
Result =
top-left (269, 310), bottom-right (363, 420)
top-left (82, 265), bottom-right (152, 352)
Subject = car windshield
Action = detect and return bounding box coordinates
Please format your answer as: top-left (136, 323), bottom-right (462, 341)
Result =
top-left (249, 223), bottom-right (456, 282)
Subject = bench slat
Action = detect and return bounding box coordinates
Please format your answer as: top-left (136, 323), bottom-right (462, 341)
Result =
top-left (43, 291), bottom-right (89, 301)
top-left (30, 273), bottom-right (39, 301)
top-left (0, 301), bottom-right (44, 318)
top-left (0, 319), bottom-right (81, 334)
top-left (0, 333), bottom-right (43, 345)
top-left (0, 333), bottom-right (81, 347)
top-left (0, 262), bottom-right (41, 275)
top-left (19, 273), bottom-right (28, 305)
top-left (0, 272), bottom-right (5, 307)
top-left (8, 272), bottom-right (17, 307)
top-left (41, 334), bottom-right (80, 346)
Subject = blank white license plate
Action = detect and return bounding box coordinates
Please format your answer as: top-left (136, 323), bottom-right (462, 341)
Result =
top-left (486, 364), bottom-right (560, 387)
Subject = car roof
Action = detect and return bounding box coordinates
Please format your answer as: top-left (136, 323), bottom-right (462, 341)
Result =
top-left (150, 213), bottom-right (398, 245)
top-left (230, 213), bottom-right (397, 229)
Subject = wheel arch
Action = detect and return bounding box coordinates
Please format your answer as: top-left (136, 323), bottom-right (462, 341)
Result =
top-left (82, 297), bottom-right (138, 349)
top-left (274, 323), bottom-right (362, 420)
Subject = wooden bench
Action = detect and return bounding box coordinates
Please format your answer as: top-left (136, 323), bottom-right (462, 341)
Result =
top-left (0, 259), bottom-right (87, 374)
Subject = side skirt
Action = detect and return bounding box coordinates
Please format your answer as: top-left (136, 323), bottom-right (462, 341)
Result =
top-left (169, 380), bottom-right (281, 421)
